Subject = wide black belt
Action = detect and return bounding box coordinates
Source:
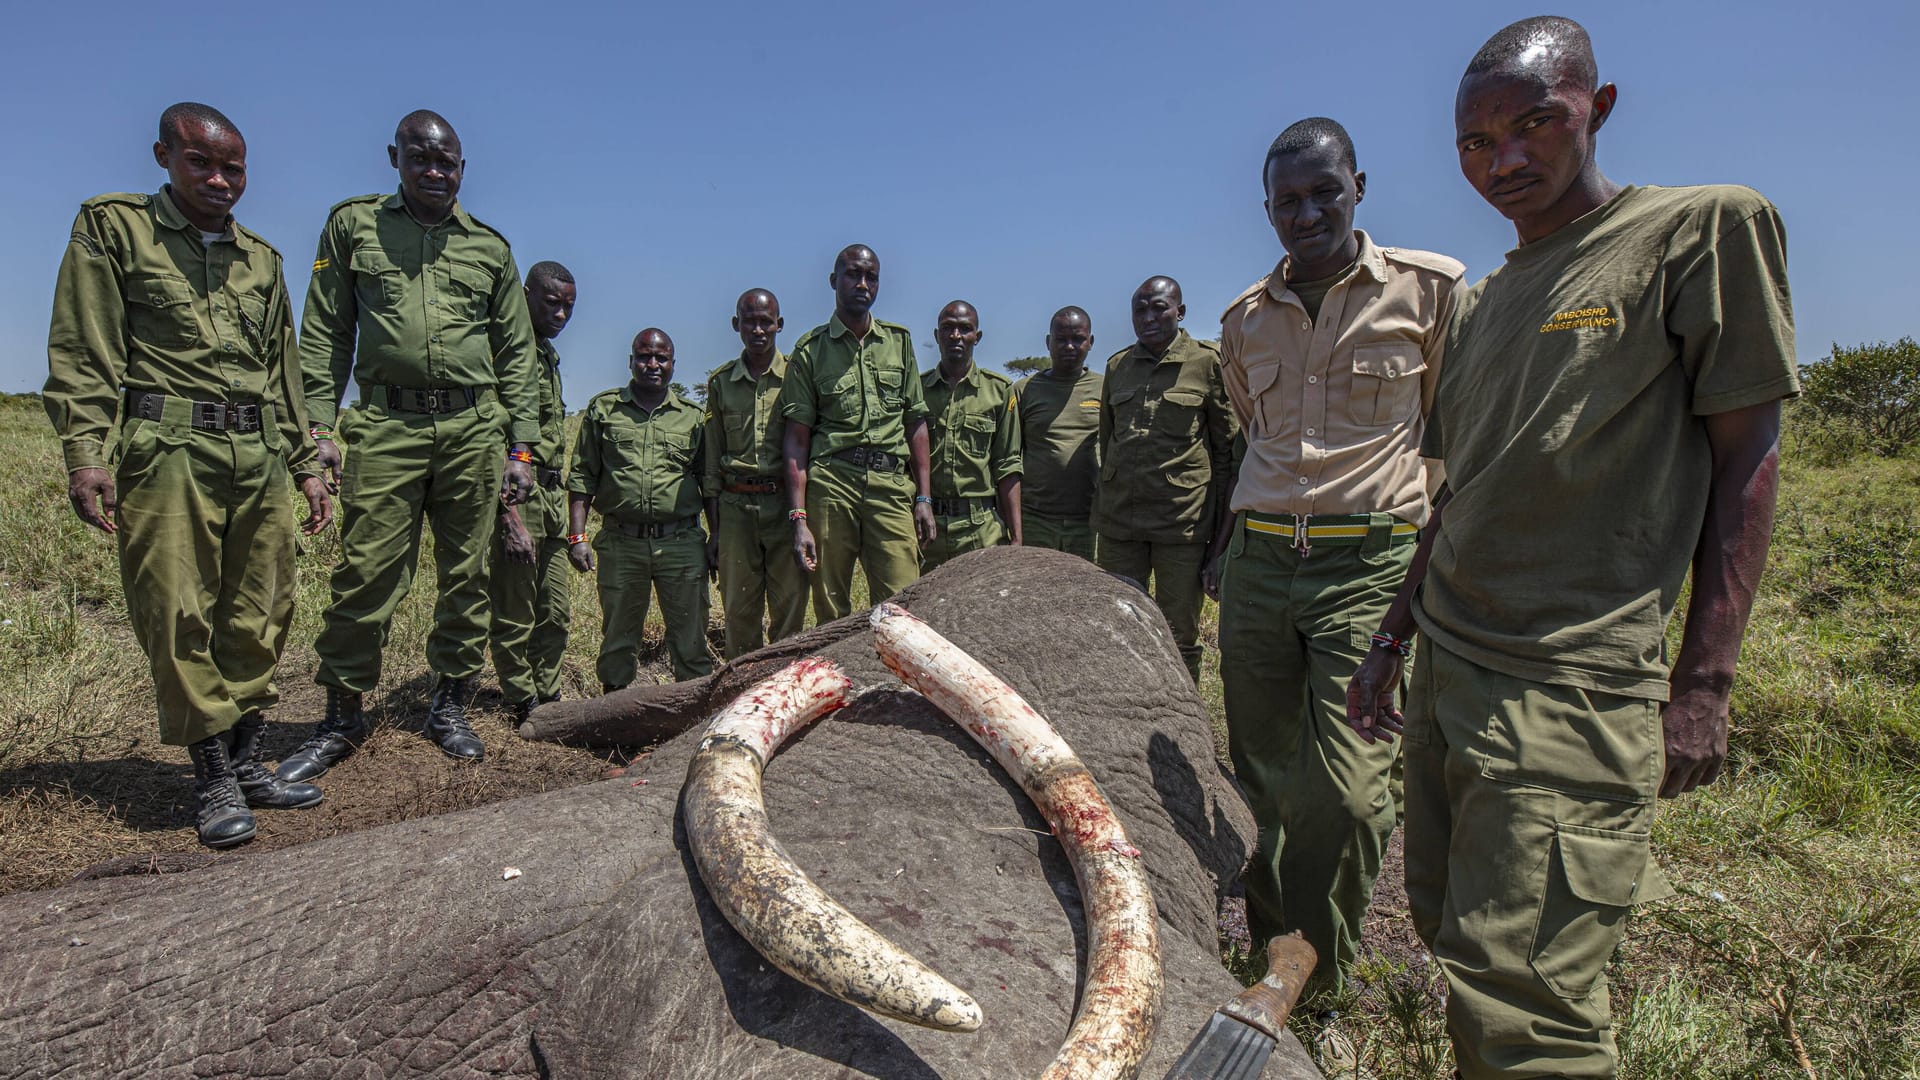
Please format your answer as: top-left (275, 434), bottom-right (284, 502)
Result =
top-left (830, 446), bottom-right (905, 473)
top-left (606, 515), bottom-right (701, 539)
top-left (127, 390), bottom-right (263, 433)
top-left (724, 473), bottom-right (783, 495)
top-left (536, 466), bottom-right (563, 490)
top-left (376, 384), bottom-right (479, 414)
top-left (932, 495), bottom-right (997, 517)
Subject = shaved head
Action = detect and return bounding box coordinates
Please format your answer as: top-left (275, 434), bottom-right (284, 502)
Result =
top-left (395, 108), bottom-right (459, 146)
top-left (832, 244), bottom-right (877, 275)
top-left (1465, 15), bottom-right (1598, 92)
top-left (736, 288), bottom-right (779, 317)
top-left (1051, 305), bottom-right (1090, 328)
top-left (633, 327), bottom-right (673, 353)
top-left (1135, 276), bottom-right (1183, 305)
top-left (939, 299), bottom-right (977, 321)
top-left (158, 102), bottom-right (240, 149)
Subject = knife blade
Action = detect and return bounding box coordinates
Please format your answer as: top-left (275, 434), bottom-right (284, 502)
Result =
top-left (1163, 933), bottom-right (1317, 1080)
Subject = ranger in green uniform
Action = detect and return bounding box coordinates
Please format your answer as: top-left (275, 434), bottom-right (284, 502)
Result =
top-left (1014, 306), bottom-right (1103, 560)
top-left (779, 245), bottom-right (937, 621)
top-left (488, 261), bottom-right (577, 722)
top-left (703, 289), bottom-right (807, 657)
top-left (1348, 19), bottom-right (1797, 1077)
top-left (919, 300), bottom-right (1022, 571)
top-left (44, 103), bottom-right (331, 848)
top-left (277, 110), bottom-right (541, 781)
top-left (570, 329), bottom-right (716, 687)
top-left (1092, 277), bottom-right (1238, 682)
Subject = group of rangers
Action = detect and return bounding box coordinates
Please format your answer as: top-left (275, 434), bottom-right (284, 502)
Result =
top-left (44, 15), bottom-right (1798, 1078)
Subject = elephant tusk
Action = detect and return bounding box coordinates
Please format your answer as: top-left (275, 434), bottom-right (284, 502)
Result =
top-left (870, 602), bottom-right (1163, 1080)
top-left (681, 657), bottom-right (985, 1033)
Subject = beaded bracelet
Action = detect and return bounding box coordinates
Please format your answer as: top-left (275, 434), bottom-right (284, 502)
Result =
top-left (566, 533), bottom-right (589, 545)
top-left (787, 509), bottom-right (808, 522)
top-left (309, 426), bottom-right (334, 442)
top-left (913, 495), bottom-right (933, 505)
top-left (1369, 631), bottom-right (1414, 658)
top-left (507, 448), bottom-right (534, 464)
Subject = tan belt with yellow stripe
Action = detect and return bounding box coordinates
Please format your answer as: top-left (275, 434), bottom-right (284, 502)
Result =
top-left (1242, 511), bottom-right (1418, 557)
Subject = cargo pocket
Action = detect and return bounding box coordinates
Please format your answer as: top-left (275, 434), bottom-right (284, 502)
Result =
top-left (125, 273), bottom-right (200, 349)
top-left (1348, 344), bottom-right (1425, 426)
top-left (1530, 823), bottom-right (1673, 999)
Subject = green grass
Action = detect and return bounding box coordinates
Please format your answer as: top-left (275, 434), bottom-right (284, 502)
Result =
top-left (3, 391), bottom-right (1918, 1076)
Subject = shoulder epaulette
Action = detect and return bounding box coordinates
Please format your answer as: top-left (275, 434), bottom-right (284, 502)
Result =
top-left (920, 366), bottom-right (940, 385)
top-left (1190, 336), bottom-right (1222, 356)
top-left (875, 318), bottom-right (912, 338)
top-left (1379, 246), bottom-right (1467, 280)
top-left (1221, 275), bottom-right (1272, 323)
top-left (326, 193), bottom-right (386, 219)
top-left (231, 222), bottom-right (282, 258)
top-left (586, 387), bottom-right (624, 411)
top-left (978, 368), bottom-right (1012, 387)
top-left (1103, 346), bottom-right (1134, 368)
top-left (463, 211), bottom-right (511, 247)
top-left (791, 326), bottom-right (826, 351)
top-left (80, 192), bottom-right (151, 211)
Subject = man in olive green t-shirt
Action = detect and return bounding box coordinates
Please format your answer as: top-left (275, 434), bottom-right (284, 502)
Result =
top-left (703, 289), bottom-right (807, 657)
top-left (1014, 306), bottom-right (1103, 560)
top-left (1092, 276), bottom-right (1238, 683)
top-left (778, 245), bottom-right (936, 621)
top-left (1348, 19), bottom-right (1798, 1078)
top-left (45, 102), bottom-right (332, 848)
top-left (920, 300), bottom-right (1022, 571)
top-left (569, 329), bottom-right (716, 687)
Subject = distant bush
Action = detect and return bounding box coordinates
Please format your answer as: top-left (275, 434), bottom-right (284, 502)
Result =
top-left (1795, 337), bottom-right (1920, 458)
top-left (1004, 356), bottom-right (1049, 376)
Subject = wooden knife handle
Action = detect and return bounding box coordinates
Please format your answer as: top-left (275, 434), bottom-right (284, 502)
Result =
top-left (1220, 933), bottom-right (1317, 1041)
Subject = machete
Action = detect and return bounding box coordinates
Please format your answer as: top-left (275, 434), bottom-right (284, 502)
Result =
top-left (1163, 933), bottom-right (1318, 1080)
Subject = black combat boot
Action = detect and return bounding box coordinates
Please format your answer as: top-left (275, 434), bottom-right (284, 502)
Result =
top-left (509, 699), bottom-right (534, 725)
top-left (274, 690), bottom-right (370, 782)
top-left (186, 731), bottom-right (256, 849)
top-left (230, 712), bottom-right (323, 810)
top-left (425, 675), bottom-right (484, 761)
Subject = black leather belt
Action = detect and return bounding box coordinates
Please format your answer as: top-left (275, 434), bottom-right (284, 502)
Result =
top-left (831, 446), bottom-right (905, 473)
top-left (536, 466), bottom-right (563, 490)
top-left (127, 390), bottom-right (263, 433)
top-left (606, 515), bottom-right (700, 539)
top-left (724, 474), bottom-right (782, 495)
top-left (379, 384), bottom-right (478, 414)
top-left (932, 495), bottom-right (997, 517)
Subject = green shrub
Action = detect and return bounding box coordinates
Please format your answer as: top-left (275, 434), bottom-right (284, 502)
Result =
top-left (1796, 338), bottom-right (1920, 458)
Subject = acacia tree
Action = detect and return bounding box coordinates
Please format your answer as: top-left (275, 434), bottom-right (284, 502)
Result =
top-left (1004, 356), bottom-right (1049, 376)
top-left (1798, 338), bottom-right (1920, 457)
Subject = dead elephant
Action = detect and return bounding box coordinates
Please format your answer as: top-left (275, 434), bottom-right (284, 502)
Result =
top-left (0, 546), bottom-right (1318, 1079)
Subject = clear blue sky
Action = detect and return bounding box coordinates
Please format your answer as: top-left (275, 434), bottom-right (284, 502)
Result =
top-left (4, 0), bottom-right (1915, 396)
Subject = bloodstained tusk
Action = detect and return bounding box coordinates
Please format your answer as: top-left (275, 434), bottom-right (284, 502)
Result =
top-left (681, 657), bottom-right (984, 1033)
top-left (871, 602), bottom-right (1164, 1080)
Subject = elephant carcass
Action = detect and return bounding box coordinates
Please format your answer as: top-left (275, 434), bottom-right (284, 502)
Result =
top-left (0, 546), bottom-right (1320, 1079)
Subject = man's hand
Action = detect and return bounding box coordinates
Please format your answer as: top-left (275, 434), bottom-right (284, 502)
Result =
top-left (705, 533), bottom-right (720, 580)
top-left (1201, 553), bottom-right (1225, 601)
top-left (315, 439), bottom-right (344, 494)
top-left (793, 521), bottom-right (819, 573)
top-left (503, 516), bottom-right (536, 565)
top-left (1345, 647), bottom-right (1406, 744)
top-left (297, 475), bottom-right (333, 535)
top-left (67, 467), bottom-right (117, 534)
top-left (568, 539), bottom-right (595, 573)
top-left (1660, 675), bottom-right (1731, 797)
top-left (913, 501), bottom-right (937, 546)
top-left (502, 456), bottom-right (534, 506)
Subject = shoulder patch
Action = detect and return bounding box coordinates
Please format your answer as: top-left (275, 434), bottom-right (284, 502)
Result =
top-left (1380, 246), bottom-right (1467, 281)
top-left (1221, 275), bottom-right (1272, 323)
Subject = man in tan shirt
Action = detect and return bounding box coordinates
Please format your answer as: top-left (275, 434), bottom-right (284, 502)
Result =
top-left (1208, 117), bottom-right (1464, 986)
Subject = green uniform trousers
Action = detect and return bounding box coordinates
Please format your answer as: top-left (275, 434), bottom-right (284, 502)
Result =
top-left (919, 509), bottom-right (1005, 572)
top-left (593, 528), bottom-right (715, 687)
top-left (805, 458), bottom-right (921, 622)
top-left (315, 402), bottom-right (504, 694)
top-left (1217, 513), bottom-right (1411, 984)
top-left (1023, 510), bottom-right (1095, 561)
top-left (1095, 534), bottom-right (1208, 682)
top-left (716, 491), bottom-right (808, 658)
top-left (1405, 638), bottom-right (1673, 1079)
top-left (487, 520), bottom-right (572, 706)
top-left (114, 403), bottom-right (296, 745)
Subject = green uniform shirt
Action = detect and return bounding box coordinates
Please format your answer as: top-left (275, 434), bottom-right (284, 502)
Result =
top-left (1091, 330), bottom-right (1239, 543)
top-left (1013, 367), bottom-right (1103, 518)
top-left (299, 191), bottom-right (540, 444)
top-left (517, 337), bottom-right (569, 538)
top-left (702, 351), bottom-right (788, 495)
top-left (569, 387), bottom-right (707, 524)
top-left (778, 314), bottom-right (927, 460)
top-left (1417, 185), bottom-right (1799, 698)
top-left (44, 188), bottom-right (316, 478)
top-left (921, 363), bottom-right (1021, 499)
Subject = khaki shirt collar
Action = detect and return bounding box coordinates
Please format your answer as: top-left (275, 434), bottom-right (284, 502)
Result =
top-left (619, 385), bottom-right (695, 413)
top-left (724, 350), bottom-right (787, 383)
top-left (929, 360), bottom-right (981, 388)
top-left (381, 189), bottom-right (471, 232)
top-left (1130, 328), bottom-right (1194, 365)
top-left (827, 313), bottom-right (880, 342)
top-left (1268, 229), bottom-right (1387, 302)
top-left (154, 186), bottom-right (239, 246)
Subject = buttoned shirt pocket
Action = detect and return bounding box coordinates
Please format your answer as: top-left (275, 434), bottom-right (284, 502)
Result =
top-left (351, 249), bottom-right (406, 309)
top-left (659, 432), bottom-right (695, 469)
top-left (1348, 344), bottom-right (1426, 426)
top-left (235, 295), bottom-right (269, 357)
top-left (959, 413), bottom-right (996, 456)
top-left (876, 366), bottom-right (904, 411)
top-left (124, 273), bottom-right (200, 349)
top-left (445, 261), bottom-right (494, 322)
top-left (1156, 388), bottom-right (1207, 438)
top-left (1107, 385), bottom-right (1143, 439)
top-left (824, 365), bottom-right (862, 423)
top-left (722, 411), bottom-right (755, 455)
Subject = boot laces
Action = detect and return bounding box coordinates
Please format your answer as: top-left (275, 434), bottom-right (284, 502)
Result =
top-left (296, 698), bottom-right (361, 753)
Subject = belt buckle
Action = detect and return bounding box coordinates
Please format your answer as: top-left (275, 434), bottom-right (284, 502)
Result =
top-left (426, 388), bottom-right (452, 414)
top-left (191, 401), bottom-right (224, 430)
top-left (1295, 513), bottom-right (1312, 559)
top-left (234, 403), bottom-right (261, 432)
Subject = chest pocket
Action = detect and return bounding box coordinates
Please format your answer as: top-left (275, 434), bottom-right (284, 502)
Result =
top-left (1155, 388), bottom-right (1206, 438)
top-left (444, 261), bottom-right (494, 322)
top-left (1107, 385), bottom-right (1143, 437)
top-left (657, 431), bottom-right (695, 470)
top-left (959, 413), bottom-right (997, 456)
top-left (351, 250), bottom-right (406, 309)
top-left (125, 273), bottom-right (200, 349)
top-left (235, 295), bottom-right (269, 356)
top-left (876, 366), bottom-right (904, 411)
top-left (723, 411), bottom-right (756, 454)
top-left (1348, 344), bottom-right (1426, 426)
